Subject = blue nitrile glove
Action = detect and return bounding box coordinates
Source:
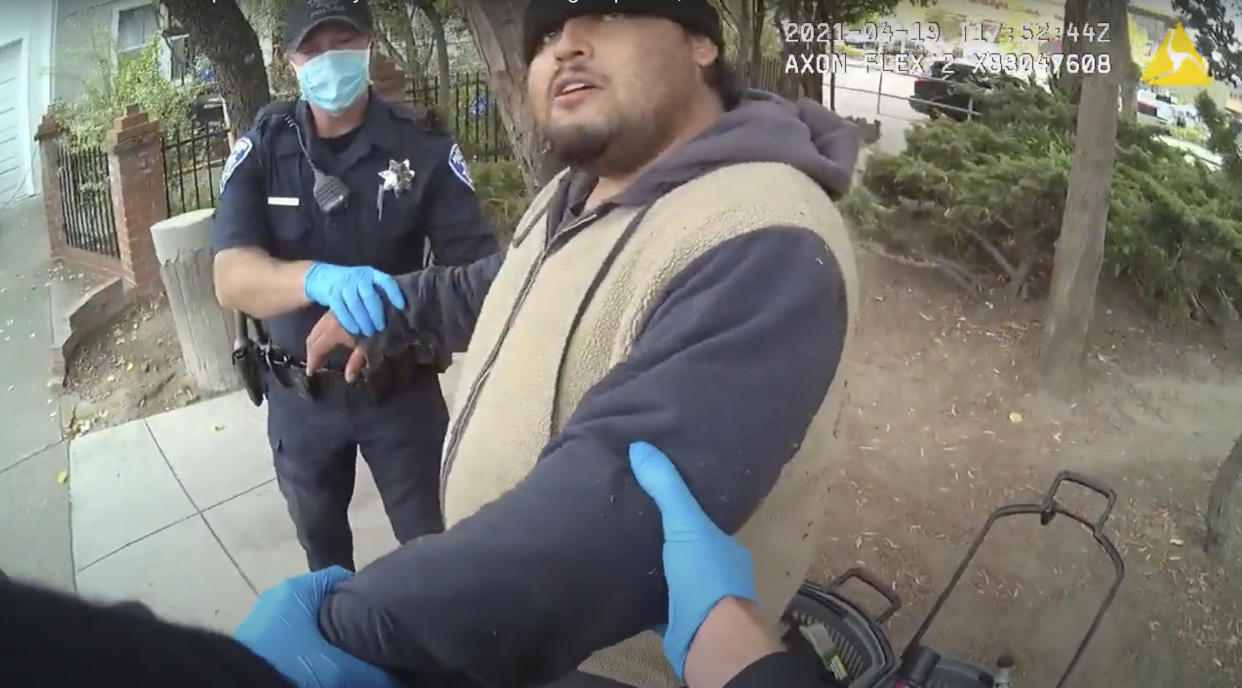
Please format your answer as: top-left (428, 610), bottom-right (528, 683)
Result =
top-left (234, 566), bottom-right (402, 688)
top-left (628, 441), bottom-right (757, 680)
top-left (302, 263), bottom-right (407, 337)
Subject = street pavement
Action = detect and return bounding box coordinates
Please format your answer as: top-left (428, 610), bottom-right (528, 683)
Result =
top-left (826, 59), bottom-right (929, 155)
top-left (0, 196), bottom-right (73, 591)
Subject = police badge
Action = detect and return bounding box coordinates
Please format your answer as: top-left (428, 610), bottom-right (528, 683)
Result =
top-left (219, 137), bottom-right (254, 195)
top-left (376, 159), bottom-right (414, 220)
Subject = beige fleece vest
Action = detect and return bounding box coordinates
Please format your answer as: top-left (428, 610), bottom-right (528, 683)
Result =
top-left (440, 162), bottom-right (859, 687)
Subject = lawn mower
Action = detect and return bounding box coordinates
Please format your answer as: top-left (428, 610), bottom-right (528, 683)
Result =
top-left (778, 470), bottom-right (1125, 688)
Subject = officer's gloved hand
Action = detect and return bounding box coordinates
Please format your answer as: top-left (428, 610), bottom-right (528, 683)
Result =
top-left (234, 566), bottom-right (402, 688)
top-left (303, 263), bottom-right (407, 337)
top-left (628, 441), bottom-right (757, 679)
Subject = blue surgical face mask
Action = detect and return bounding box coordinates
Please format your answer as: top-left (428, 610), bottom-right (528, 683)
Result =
top-left (295, 49), bottom-right (371, 114)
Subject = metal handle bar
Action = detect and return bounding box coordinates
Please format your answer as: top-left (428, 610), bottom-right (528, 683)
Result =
top-left (904, 470), bottom-right (1126, 688)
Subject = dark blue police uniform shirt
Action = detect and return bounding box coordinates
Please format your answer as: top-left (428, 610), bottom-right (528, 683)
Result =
top-left (211, 91), bottom-right (499, 363)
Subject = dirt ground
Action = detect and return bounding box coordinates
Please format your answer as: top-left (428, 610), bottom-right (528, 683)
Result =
top-left (61, 292), bottom-right (205, 437)
top-left (58, 246), bottom-right (1242, 684)
top-left (813, 248), bottom-right (1242, 686)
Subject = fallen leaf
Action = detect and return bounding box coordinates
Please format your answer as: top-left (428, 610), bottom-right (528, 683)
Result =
top-left (1170, 538), bottom-right (1184, 547)
top-left (1009, 412), bottom-right (1024, 424)
top-left (56, 470), bottom-right (68, 484)
top-left (126, 362), bottom-right (134, 372)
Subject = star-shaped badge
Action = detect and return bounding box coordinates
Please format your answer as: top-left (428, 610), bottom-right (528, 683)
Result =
top-left (377, 159), bottom-right (414, 221)
top-left (378, 159), bottom-right (414, 196)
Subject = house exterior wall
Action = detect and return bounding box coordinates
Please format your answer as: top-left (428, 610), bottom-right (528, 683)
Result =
top-left (53, 0), bottom-right (126, 104)
top-left (0, 0), bottom-right (55, 202)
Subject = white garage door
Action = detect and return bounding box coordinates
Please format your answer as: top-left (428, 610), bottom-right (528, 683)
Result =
top-left (0, 40), bottom-right (31, 205)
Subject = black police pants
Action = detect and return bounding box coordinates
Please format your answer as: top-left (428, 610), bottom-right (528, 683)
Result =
top-left (265, 371), bottom-right (448, 572)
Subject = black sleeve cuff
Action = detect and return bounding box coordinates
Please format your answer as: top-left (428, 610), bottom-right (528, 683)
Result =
top-left (723, 651), bottom-right (826, 688)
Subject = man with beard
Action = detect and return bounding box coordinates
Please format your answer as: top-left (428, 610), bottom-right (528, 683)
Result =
top-left (294, 1), bottom-right (862, 686)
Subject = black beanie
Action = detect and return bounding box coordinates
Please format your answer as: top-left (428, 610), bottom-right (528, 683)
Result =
top-left (523, 0), bottom-right (724, 63)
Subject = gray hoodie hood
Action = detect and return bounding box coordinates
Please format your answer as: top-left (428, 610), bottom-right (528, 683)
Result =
top-left (612, 89), bottom-right (860, 206)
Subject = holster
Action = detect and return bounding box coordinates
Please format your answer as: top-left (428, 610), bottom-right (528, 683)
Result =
top-left (232, 311), bottom-right (268, 407)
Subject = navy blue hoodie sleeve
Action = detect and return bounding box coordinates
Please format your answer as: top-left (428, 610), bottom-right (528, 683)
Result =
top-left (319, 226), bottom-right (848, 687)
top-left (362, 252), bottom-right (504, 357)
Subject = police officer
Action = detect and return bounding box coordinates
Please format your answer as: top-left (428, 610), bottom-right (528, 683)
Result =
top-left (211, 0), bottom-right (498, 573)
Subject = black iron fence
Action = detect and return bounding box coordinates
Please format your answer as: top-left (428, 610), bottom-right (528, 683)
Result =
top-left (55, 138), bottom-right (120, 258)
top-left (406, 72), bottom-right (511, 162)
top-left (161, 122), bottom-right (232, 216)
top-left (154, 72), bottom-right (506, 216)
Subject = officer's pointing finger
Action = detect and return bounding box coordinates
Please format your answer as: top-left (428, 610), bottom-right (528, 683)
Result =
top-left (344, 347), bottom-right (367, 383)
top-left (305, 342), bottom-right (324, 375)
top-left (305, 329), bottom-right (327, 374)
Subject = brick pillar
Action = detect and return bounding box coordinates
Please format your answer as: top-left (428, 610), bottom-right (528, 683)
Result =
top-left (370, 52), bottom-right (410, 103)
top-left (105, 105), bottom-right (168, 295)
top-left (34, 114), bottom-right (69, 259)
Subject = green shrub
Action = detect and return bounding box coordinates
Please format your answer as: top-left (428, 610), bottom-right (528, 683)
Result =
top-left (50, 33), bottom-right (201, 150)
top-left (1170, 125), bottom-right (1204, 143)
top-left (470, 159), bottom-right (531, 245)
top-left (847, 83), bottom-right (1242, 321)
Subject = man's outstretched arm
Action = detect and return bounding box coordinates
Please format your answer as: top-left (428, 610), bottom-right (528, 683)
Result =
top-left (319, 227), bottom-right (850, 687)
top-left (372, 252), bottom-right (505, 356)
top-left (307, 253), bottom-right (505, 374)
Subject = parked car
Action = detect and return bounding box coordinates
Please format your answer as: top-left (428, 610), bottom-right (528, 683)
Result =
top-left (1135, 95), bottom-right (1175, 132)
top-left (881, 38), bottom-right (931, 57)
top-left (911, 59), bottom-right (1024, 121)
top-left (1171, 103), bottom-right (1200, 128)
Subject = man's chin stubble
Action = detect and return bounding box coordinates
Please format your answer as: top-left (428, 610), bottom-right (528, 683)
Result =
top-left (546, 124), bottom-right (612, 169)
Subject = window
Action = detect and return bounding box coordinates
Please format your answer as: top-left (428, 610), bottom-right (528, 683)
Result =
top-left (168, 32), bottom-right (191, 83)
top-left (116, 4), bottom-right (159, 66)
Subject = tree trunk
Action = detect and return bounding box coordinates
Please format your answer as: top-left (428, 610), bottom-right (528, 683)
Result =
top-left (461, 0), bottom-right (559, 190)
top-left (160, 0), bottom-right (271, 133)
top-left (799, 1), bottom-right (825, 103)
top-left (749, 0), bottom-right (766, 80)
top-left (1206, 433), bottom-right (1242, 557)
top-left (1036, 0), bottom-right (1119, 397)
top-left (1057, 0), bottom-right (1088, 102)
top-left (151, 210), bottom-right (239, 395)
top-left (828, 35), bottom-right (837, 110)
top-left (1111, 0), bottom-right (1137, 119)
top-left (721, 0), bottom-right (766, 83)
top-left (416, 1), bottom-right (453, 116)
top-left (733, 0), bottom-right (756, 81)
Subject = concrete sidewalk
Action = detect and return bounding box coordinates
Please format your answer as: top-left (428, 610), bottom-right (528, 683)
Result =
top-left (0, 197), bottom-right (73, 592)
top-left (67, 390), bottom-right (408, 633)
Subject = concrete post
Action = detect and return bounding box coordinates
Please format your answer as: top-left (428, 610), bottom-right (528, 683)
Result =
top-left (151, 209), bottom-right (238, 394)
